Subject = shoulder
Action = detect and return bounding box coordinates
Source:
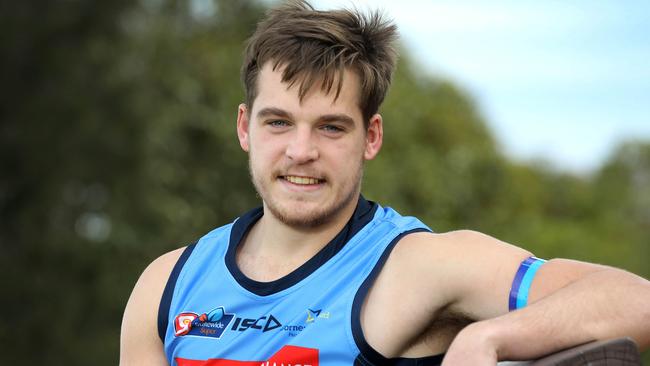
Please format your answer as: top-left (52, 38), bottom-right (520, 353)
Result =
top-left (360, 230), bottom-right (519, 355)
top-left (124, 246), bottom-right (187, 324)
top-left (388, 230), bottom-right (531, 279)
top-left (120, 247), bottom-right (186, 365)
top-left (381, 230), bottom-right (532, 318)
top-left (365, 231), bottom-right (502, 314)
top-left (127, 247), bottom-right (187, 305)
top-left (140, 247), bottom-right (187, 288)
top-left (394, 229), bottom-right (528, 255)
top-left (387, 230), bottom-right (609, 319)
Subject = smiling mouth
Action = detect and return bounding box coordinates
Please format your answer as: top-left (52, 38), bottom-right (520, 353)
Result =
top-left (281, 175), bottom-right (324, 185)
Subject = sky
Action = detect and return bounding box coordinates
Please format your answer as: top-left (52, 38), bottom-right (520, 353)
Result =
top-left (305, 0), bottom-right (650, 174)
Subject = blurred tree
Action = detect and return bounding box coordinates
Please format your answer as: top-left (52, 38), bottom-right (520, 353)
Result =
top-left (1, 1), bottom-right (143, 363)
top-left (591, 142), bottom-right (650, 273)
top-left (365, 60), bottom-right (504, 232)
top-left (1, 0), bottom-right (264, 364)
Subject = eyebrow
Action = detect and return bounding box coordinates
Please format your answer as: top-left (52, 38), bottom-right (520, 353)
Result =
top-left (256, 107), bottom-right (294, 120)
top-left (256, 107), bottom-right (355, 127)
top-left (319, 113), bottom-right (355, 126)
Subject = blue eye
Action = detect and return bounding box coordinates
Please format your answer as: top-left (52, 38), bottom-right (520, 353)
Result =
top-left (268, 120), bottom-right (289, 127)
top-left (321, 124), bottom-right (343, 133)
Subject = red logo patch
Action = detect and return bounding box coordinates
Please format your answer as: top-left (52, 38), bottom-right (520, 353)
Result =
top-left (174, 312), bottom-right (199, 336)
top-left (175, 345), bottom-right (319, 366)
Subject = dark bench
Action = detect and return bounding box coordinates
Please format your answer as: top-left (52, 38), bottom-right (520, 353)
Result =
top-left (497, 337), bottom-right (642, 365)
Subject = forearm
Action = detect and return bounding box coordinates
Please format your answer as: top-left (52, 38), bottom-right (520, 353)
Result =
top-left (446, 267), bottom-right (650, 364)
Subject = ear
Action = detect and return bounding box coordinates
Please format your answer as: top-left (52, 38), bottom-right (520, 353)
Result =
top-left (364, 113), bottom-right (383, 160)
top-left (236, 103), bottom-right (250, 152)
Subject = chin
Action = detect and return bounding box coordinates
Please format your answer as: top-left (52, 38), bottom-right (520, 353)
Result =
top-left (251, 168), bottom-right (363, 229)
top-left (268, 200), bottom-right (339, 228)
top-left (264, 188), bottom-right (362, 229)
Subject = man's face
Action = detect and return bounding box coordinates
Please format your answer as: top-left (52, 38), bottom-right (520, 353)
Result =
top-left (237, 62), bottom-right (382, 228)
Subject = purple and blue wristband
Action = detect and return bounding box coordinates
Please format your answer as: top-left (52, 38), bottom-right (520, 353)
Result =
top-left (509, 256), bottom-right (547, 311)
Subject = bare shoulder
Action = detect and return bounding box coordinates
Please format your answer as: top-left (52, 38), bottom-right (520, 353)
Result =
top-left (393, 229), bottom-right (530, 262)
top-left (119, 247), bottom-right (186, 366)
top-left (361, 230), bottom-right (527, 356)
top-left (138, 247), bottom-right (187, 288)
top-left (393, 231), bottom-right (613, 317)
top-left (125, 247), bottom-right (186, 313)
top-left (388, 230), bottom-right (532, 319)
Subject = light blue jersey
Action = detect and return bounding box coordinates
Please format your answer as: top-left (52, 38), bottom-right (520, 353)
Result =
top-left (158, 197), bottom-right (444, 366)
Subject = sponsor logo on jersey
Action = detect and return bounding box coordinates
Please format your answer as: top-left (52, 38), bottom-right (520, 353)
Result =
top-left (305, 308), bottom-right (329, 323)
top-left (175, 345), bottom-right (319, 366)
top-left (174, 306), bottom-right (235, 339)
top-left (284, 308), bottom-right (331, 337)
top-left (231, 314), bottom-right (282, 333)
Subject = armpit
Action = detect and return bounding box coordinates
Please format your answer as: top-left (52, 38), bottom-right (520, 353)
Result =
top-left (400, 308), bottom-right (474, 357)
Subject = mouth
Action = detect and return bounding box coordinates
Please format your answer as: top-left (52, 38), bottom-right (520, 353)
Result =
top-left (280, 175), bottom-right (325, 185)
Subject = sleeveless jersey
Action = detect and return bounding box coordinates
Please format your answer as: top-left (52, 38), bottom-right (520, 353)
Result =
top-left (158, 197), bottom-right (444, 366)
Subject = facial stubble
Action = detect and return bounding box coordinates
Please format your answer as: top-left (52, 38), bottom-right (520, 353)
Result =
top-left (248, 156), bottom-right (364, 229)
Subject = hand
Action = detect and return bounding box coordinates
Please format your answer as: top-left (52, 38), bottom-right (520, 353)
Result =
top-left (442, 321), bottom-right (499, 366)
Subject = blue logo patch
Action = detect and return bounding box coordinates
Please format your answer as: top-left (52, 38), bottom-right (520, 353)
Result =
top-left (174, 306), bottom-right (235, 339)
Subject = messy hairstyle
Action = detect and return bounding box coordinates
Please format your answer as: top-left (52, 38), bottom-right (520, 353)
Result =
top-left (241, 0), bottom-right (398, 125)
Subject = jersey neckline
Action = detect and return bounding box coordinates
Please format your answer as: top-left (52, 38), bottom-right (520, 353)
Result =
top-left (224, 195), bottom-right (378, 296)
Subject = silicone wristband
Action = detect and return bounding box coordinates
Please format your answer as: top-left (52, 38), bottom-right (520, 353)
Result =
top-left (509, 256), bottom-right (547, 311)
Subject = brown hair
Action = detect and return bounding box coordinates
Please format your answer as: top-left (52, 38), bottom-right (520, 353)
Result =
top-left (241, 0), bottom-right (398, 125)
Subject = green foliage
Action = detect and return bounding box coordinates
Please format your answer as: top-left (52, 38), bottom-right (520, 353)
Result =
top-left (1, 0), bottom-right (264, 364)
top-left (1, 0), bottom-right (648, 364)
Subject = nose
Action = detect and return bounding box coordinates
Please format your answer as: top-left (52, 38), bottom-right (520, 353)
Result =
top-left (285, 127), bottom-right (319, 163)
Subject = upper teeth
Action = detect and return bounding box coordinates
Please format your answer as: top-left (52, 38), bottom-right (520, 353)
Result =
top-left (285, 176), bottom-right (319, 185)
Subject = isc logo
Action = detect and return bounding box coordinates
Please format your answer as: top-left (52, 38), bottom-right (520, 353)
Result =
top-left (230, 314), bottom-right (282, 333)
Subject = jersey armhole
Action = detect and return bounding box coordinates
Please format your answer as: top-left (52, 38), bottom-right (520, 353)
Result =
top-left (352, 228), bottom-right (445, 365)
top-left (157, 243), bottom-right (197, 343)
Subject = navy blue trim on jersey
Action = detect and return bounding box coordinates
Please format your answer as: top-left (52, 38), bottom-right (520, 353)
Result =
top-left (352, 228), bottom-right (445, 366)
top-left (354, 355), bottom-right (445, 366)
top-left (157, 243), bottom-right (197, 342)
top-left (225, 195), bottom-right (378, 296)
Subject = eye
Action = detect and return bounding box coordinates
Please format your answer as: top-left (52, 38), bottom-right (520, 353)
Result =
top-left (267, 119), bottom-right (290, 127)
top-left (320, 124), bottom-right (344, 133)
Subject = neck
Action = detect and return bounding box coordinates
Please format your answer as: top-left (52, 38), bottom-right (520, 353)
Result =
top-left (256, 197), bottom-right (357, 255)
top-left (236, 196), bottom-right (359, 282)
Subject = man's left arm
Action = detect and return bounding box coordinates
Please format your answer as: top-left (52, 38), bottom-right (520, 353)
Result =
top-left (440, 236), bottom-right (650, 365)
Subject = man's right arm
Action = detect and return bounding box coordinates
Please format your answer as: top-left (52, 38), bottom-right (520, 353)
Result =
top-left (120, 248), bottom-right (185, 366)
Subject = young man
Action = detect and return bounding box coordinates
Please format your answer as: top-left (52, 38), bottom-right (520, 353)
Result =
top-left (120, 1), bottom-right (650, 365)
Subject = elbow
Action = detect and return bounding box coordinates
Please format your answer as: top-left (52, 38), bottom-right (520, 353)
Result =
top-left (602, 272), bottom-right (650, 351)
top-left (635, 278), bottom-right (650, 350)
